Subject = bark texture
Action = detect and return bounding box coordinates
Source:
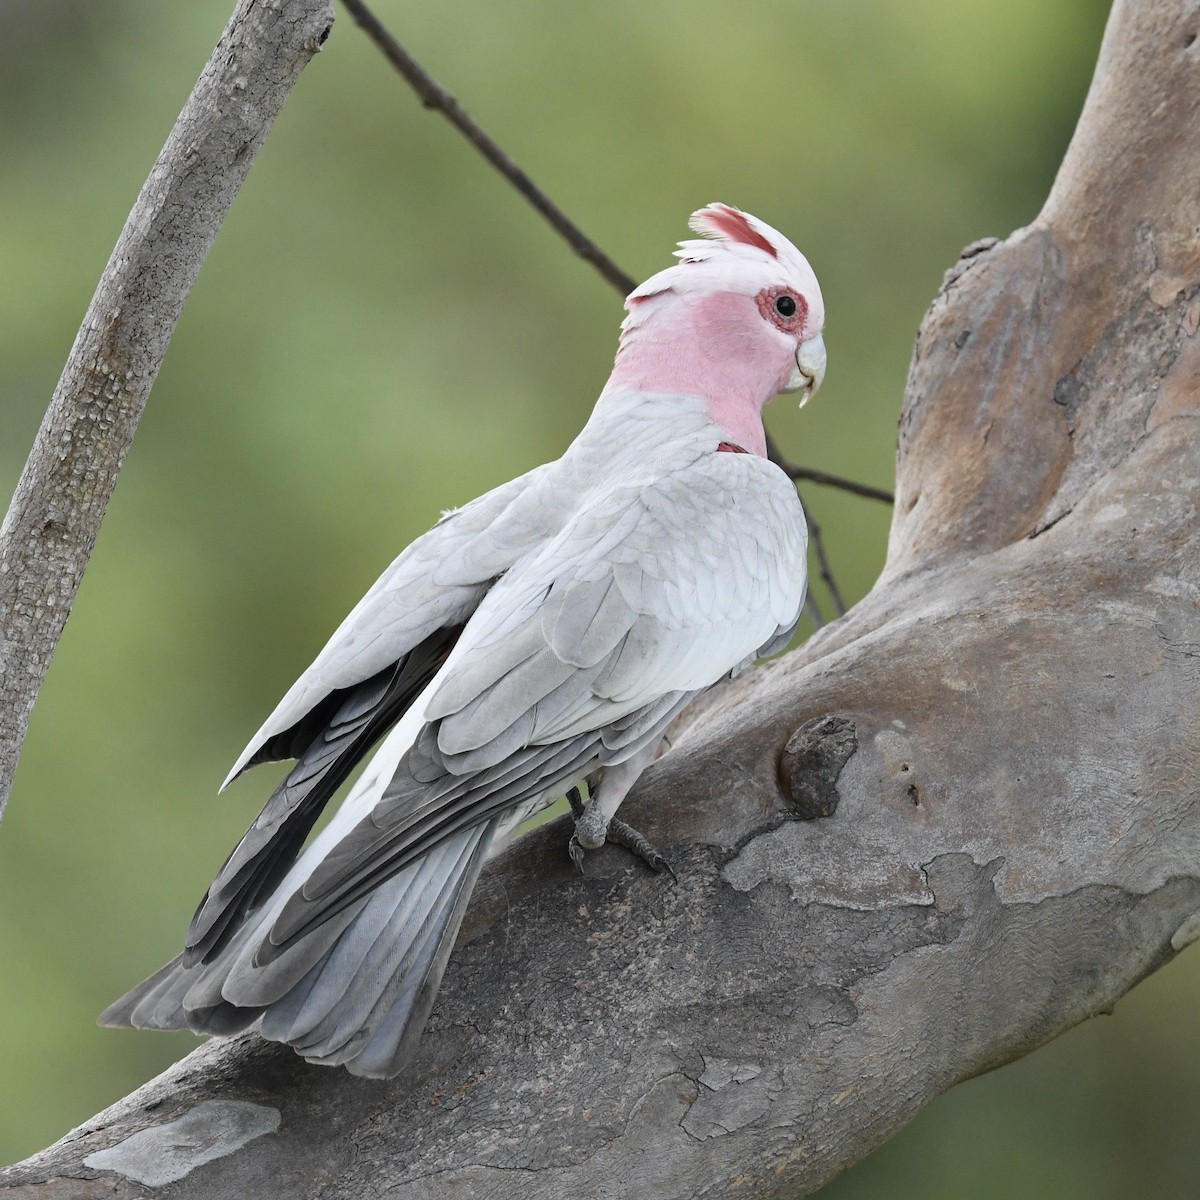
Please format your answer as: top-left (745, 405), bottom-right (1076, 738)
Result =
top-left (0, 0), bottom-right (335, 818)
top-left (3, 0), bottom-right (1200, 1196)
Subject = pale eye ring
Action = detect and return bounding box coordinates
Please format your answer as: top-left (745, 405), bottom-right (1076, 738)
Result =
top-left (775, 295), bottom-right (797, 317)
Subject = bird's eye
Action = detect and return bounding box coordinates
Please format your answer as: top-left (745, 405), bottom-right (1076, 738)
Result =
top-left (756, 286), bottom-right (807, 329)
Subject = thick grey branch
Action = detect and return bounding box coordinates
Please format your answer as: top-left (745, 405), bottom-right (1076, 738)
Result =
top-left (3, 0), bottom-right (1199, 1196)
top-left (0, 0), bottom-right (334, 819)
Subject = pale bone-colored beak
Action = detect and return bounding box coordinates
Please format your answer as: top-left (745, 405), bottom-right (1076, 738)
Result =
top-left (794, 334), bottom-right (827, 405)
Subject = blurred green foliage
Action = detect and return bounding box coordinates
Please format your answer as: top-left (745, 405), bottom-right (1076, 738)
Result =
top-left (3, 0), bottom-right (1195, 1192)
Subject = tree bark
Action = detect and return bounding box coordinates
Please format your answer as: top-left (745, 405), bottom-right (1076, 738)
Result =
top-left (0, 0), bottom-right (334, 819)
top-left (3, 0), bottom-right (1200, 1196)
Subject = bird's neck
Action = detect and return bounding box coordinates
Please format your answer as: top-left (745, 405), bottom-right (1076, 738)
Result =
top-left (605, 293), bottom-right (783, 457)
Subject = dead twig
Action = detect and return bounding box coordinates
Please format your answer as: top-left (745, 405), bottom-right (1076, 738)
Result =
top-left (803, 590), bottom-right (826, 630)
top-left (340, 0), bottom-right (636, 296)
top-left (764, 431), bottom-right (894, 505)
top-left (797, 492), bottom-right (847, 618)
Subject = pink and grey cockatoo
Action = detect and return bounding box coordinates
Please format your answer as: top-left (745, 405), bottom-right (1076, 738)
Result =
top-left (101, 204), bottom-right (827, 1077)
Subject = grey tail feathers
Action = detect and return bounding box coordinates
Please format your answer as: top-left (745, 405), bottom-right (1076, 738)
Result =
top-left (100, 819), bottom-right (496, 1078)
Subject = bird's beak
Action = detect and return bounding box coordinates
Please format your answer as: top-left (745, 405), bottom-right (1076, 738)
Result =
top-left (793, 334), bottom-right (827, 406)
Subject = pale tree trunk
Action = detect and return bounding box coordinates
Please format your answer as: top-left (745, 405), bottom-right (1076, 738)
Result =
top-left (3, 0), bottom-right (1200, 1196)
top-left (0, 0), bottom-right (335, 820)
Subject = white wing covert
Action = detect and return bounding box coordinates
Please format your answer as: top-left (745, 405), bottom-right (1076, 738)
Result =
top-left (430, 449), bottom-right (807, 752)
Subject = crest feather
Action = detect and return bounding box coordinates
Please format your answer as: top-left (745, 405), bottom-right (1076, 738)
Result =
top-left (688, 203), bottom-right (778, 259)
top-left (623, 203), bottom-right (823, 337)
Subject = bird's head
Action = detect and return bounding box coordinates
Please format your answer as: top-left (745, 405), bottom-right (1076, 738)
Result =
top-left (608, 203), bottom-right (826, 455)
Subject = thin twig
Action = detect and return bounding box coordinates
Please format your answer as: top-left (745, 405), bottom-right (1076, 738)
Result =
top-left (764, 430), bottom-right (894, 505)
top-left (340, 0), bottom-right (636, 296)
top-left (782, 465), bottom-right (894, 505)
top-left (803, 590), bottom-right (826, 630)
top-left (797, 492), bottom-right (847, 617)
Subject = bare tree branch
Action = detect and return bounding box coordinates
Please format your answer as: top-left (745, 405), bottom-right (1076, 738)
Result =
top-left (4, 0), bottom-right (1197, 1196)
top-left (0, 0), bottom-right (335, 820)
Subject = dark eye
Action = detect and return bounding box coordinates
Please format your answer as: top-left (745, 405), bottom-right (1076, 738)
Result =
top-left (775, 295), bottom-right (797, 317)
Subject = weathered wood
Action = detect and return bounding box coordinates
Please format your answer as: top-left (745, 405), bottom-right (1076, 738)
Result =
top-left (3, 0), bottom-right (1199, 1196)
top-left (0, 0), bottom-right (335, 819)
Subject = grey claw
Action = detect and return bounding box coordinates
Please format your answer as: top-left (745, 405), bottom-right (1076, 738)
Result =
top-left (568, 833), bottom-right (587, 875)
top-left (565, 783), bottom-right (674, 878)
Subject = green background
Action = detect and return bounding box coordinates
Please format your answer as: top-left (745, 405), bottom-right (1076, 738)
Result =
top-left (3, 0), bottom-right (1197, 1193)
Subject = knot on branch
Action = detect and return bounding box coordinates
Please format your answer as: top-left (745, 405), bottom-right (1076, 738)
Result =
top-left (941, 236), bottom-right (1001, 291)
top-left (777, 714), bottom-right (858, 820)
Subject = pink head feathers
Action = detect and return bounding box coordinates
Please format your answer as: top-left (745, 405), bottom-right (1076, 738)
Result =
top-left (607, 203), bottom-right (827, 456)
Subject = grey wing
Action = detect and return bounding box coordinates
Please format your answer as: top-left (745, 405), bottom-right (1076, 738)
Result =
top-left (260, 452), bottom-right (808, 954)
top-left (223, 462), bottom-right (557, 788)
top-left (185, 462), bottom-right (559, 965)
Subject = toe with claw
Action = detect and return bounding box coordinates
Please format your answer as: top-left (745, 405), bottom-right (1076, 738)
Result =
top-left (565, 785), bottom-right (674, 878)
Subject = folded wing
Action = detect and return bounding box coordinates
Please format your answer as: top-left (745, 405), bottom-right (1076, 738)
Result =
top-left (186, 463), bottom-right (560, 964)
top-left (263, 450), bottom-right (808, 955)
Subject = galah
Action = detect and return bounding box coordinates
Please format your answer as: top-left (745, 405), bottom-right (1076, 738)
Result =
top-left (101, 203), bottom-right (827, 1077)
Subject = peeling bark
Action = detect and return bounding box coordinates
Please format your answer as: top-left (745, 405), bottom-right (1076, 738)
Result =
top-left (3, 0), bottom-right (1199, 1196)
top-left (0, 0), bottom-right (335, 818)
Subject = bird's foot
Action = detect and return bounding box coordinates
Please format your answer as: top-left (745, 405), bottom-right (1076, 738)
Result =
top-left (566, 787), bottom-right (674, 878)
top-left (605, 817), bottom-right (676, 879)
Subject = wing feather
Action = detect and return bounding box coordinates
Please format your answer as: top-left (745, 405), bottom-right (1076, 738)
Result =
top-left (184, 628), bottom-right (460, 964)
top-left (256, 452), bottom-right (806, 958)
top-left (222, 462), bottom-right (559, 788)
